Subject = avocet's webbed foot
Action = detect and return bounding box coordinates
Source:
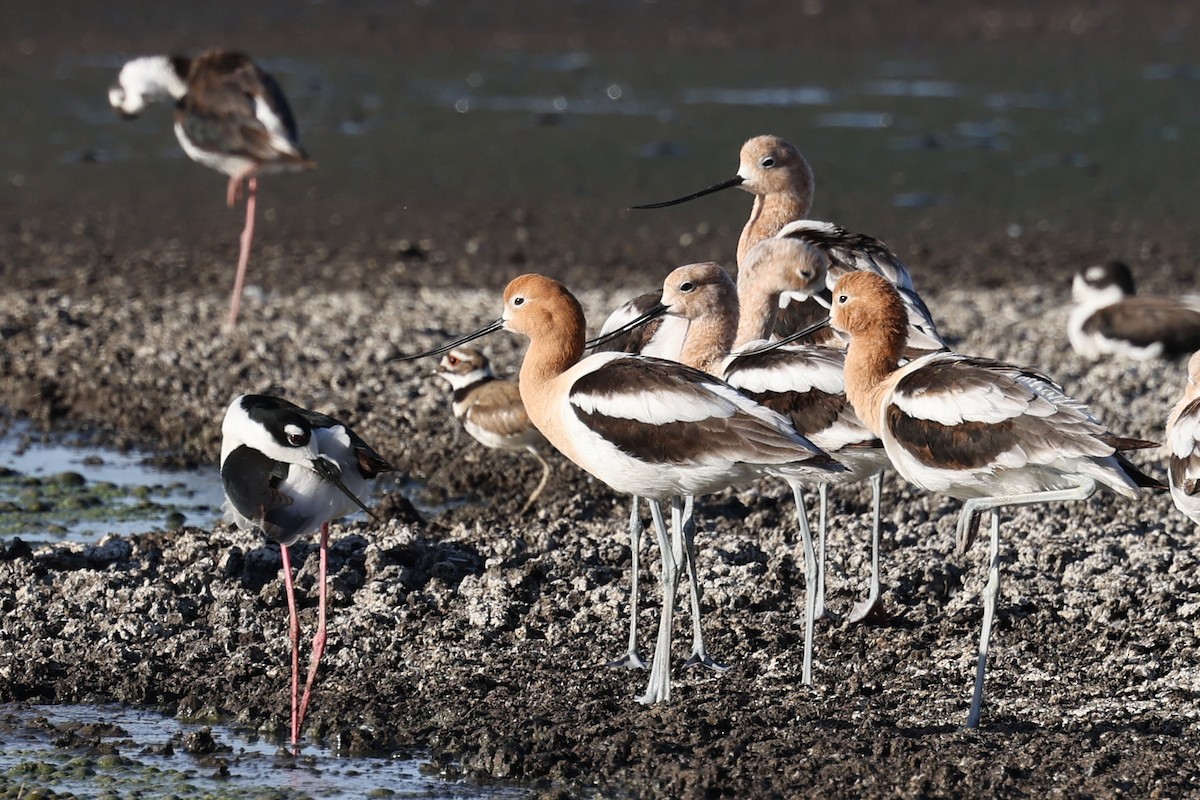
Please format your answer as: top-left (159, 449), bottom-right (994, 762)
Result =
top-left (606, 650), bottom-right (648, 670)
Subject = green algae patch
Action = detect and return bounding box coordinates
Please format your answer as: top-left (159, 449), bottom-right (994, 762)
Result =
top-left (0, 469), bottom-right (197, 539)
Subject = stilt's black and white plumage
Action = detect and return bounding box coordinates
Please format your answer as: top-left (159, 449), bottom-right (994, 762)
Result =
top-left (1069, 261), bottom-right (1200, 360)
top-left (109, 50), bottom-right (315, 329)
top-left (219, 393), bottom-right (393, 748)
top-left (435, 347), bottom-right (551, 514)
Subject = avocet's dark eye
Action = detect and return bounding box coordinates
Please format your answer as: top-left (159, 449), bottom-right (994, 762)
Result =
top-left (837, 294), bottom-right (848, 304)
top-left (512, 296), bottom-right (525, 307)
top-left (761, 156), bottom-right (775, 168)
top-left (680, 281), bottom-right (695, 293)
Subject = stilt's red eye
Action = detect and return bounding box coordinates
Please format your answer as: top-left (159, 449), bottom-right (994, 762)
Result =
top-left (287, 432), bottom-right (305, 446)
top-left (447, 355), bottom-right (459, 365)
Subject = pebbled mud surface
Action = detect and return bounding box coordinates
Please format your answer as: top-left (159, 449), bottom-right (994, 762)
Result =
top-left (3, 2), bottom-right (1200, 797)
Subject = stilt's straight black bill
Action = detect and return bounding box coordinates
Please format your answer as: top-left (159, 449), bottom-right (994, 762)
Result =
top-left (393, 319), bottom-right (505, 361)
top-left (311, 456), bottom-right (379, 521)
top-left (740, 317), bottom-right (832, 356)
top-left (585, 302), bottom-right (668, 350)
top-left (630, 175), bottom-right (744, 210)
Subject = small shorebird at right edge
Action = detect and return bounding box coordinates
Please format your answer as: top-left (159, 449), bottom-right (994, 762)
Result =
top-left (799, 271), bottom-right (1165, 728)
top-left (109, 49), bottom-right (315, 330)
top-left (1167, 351), bottom-right (1200, 527)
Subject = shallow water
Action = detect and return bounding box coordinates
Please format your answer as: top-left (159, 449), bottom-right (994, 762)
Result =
top-left (0, 703), bottom-right (527, 799)
top-left (0, 422), bottom-right (462, 543)
top-left (0, 420), bottom-right (225, 542)
top-left (5, 40), bottom-right (1199, 256)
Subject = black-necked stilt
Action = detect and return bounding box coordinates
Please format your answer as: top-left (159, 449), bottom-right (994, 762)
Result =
top-left (1069, 261), bottom-right (1200, 360)
top-left (109, 50), bottom-right (315, 330)
top-left (402, 274), bottom-right (843, 704)
top-left (826, 271), bottom-right (1163, 728)
top-left (219, 393), bottom-right (393, 747)
top-left (1167, 351), bottom-right (1200, 527)
top-left (435, 347), bottom-right (551, 514)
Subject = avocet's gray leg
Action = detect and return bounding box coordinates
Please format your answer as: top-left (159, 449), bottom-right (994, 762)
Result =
top-left (812, 483), bottom-right (840, 622)
top-left (636, 497), bottom-right (681, 704)
top-left (608, 497), bottom-right (649, 669)
top-left (967, 510), bottom-right (1001, 729)
top-left (789, 480), bottom-right (818, 685)
top-left (680, 495), bottom-right (728, 671)
top-left (848, 471), bottom-right (887, 623)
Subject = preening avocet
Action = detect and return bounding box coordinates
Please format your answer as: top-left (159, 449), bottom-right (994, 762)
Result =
top-left (823, 271), bottom-right (1163, 728)
top-left (1069, 261), bottom-right (1200, 360)
top-left (220, 394), bottom-right (393, 746)
top-left (402, 274), bottom-right (843, 704)
top-left (110, 50), bottom-right (315, 329)
top-left (1167, 351), bottom-right (1200, 526)
top-left (436, 347), bottom-right (551, 514)
top-left (766, 222), bottom-right (945, 352)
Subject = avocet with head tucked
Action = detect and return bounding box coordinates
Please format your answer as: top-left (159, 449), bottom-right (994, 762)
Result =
top-left (1069, 261), bottom-right (1200, 360)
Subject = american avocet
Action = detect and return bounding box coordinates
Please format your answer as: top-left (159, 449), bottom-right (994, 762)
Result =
top-left (630, 135), bottom-right (945, 348)
top-left (823, 271), bottom-right (1163, 728)
top-left (633, 135), bottom-right (815, 266)
top-left (1069, 261), bottom-right (1200, 360)
top-left (403, 274), bottom-right (843, 704)
top-left (436, 346), bottom-right (551, 514)
top-left (618, 261), bottom-right (888, 681)
top-left (110, 50), bottom-right (315, 329)
top-left (220, 394), bottom-right (393, 746)
top-left (1167, 351), bottom-right (1200, 526)
top-left (670, 256), bottom-right (894, 622)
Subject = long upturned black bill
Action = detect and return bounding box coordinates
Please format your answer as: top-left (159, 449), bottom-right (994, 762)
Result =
top-left (311, 456), bottom-right (380, 521)
top-left (393, 318), bottom-right (505, 361)
top-left (584, 302), bottom-right (669, 350)
top-left (630, 175), bottom-right (744, 209)
top-left (738, 316), bottom-right (833, 357)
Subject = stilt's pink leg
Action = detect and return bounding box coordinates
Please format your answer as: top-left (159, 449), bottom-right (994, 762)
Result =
top-left (279, 543), bottom-right (301, 748)
top-left (226, 176), bottom-right (258, 330)
top-left (297, 523), bottom-right (329, 734)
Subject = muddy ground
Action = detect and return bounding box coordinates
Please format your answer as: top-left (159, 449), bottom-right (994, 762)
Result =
top-left (3, 2), bottom-right (1200, 797)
